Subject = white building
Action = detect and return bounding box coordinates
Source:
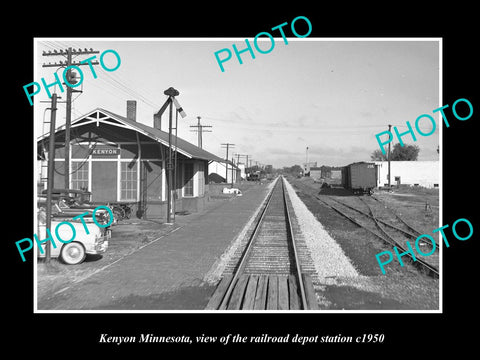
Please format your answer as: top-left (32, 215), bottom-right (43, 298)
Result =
top-left (208, 160), bottom-right (241, 183)
top-left (374, 161), bottom-right (439, 188)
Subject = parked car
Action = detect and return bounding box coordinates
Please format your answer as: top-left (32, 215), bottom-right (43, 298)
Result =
top-left (36, 208), bottom-right (110, 265)
top-left (40, 188), bottom-right (92, 206)
top-left (38, 188), bottom-right (114, 225)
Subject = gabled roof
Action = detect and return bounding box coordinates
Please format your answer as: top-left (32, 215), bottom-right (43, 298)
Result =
top-left (38, 108), bottom-right (224, 162)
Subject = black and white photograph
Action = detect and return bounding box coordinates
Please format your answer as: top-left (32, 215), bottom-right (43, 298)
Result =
top-left (32, 38), bottom-right (442, 312)
top-left (7, 5), bottom-right (478, 354)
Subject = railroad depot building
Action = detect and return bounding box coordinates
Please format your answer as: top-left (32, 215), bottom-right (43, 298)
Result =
top-left (37, 101), bottom-right (225, 219)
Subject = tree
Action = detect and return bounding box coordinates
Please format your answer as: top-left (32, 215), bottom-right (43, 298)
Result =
top-left (391, 143), bottom-right (419, 160)
top-left (283, 164), bottom-right (303, 175)
top-left (370, 143), bottom-right (420, 161)
top-left (370, 149), bottom-right (387, 161)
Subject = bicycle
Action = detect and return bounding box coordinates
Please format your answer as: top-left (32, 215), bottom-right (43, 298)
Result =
top-left (110, 203), bottom-right (133, 221)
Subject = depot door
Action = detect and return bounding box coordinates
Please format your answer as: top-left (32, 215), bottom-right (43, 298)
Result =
top-left (91, 161), bottom-right (117, 202)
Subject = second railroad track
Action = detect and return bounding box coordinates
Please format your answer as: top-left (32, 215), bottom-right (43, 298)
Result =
top-left (316, 194), bottom-right (439, 278)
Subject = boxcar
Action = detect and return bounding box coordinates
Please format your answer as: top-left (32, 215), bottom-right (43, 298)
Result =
top-left (342, 162), bottom-right (377, 194)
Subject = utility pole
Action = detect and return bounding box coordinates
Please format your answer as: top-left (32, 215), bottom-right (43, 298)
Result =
top-left (45, 93), bottom-right (59, 263)
top-left (231, 157), bottom-right (235, 186)
top-left (190, 116), bottom-right (212, 148)
top-left (388, 124), bottom-right (392, 188)
top-left (43, 47), bottom-right (99, 189)
top-left (160, 87), bottom-right (186, 224)
top-left (221, 143), bottom-right (235, 183)
top-left (168, 95), bottom-right (174, 222)
top-left (305, 146), bottom-right (309, 176)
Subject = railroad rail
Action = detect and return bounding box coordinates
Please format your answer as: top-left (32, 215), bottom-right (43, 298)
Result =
top-left (370, 195), bottom-right (426, 239)
top-left (329, 196), bottom-right (438, 248)
top-left (205, 177), bottom-right (319, 310)
top-left (316, 195), bottom-right (439, 278)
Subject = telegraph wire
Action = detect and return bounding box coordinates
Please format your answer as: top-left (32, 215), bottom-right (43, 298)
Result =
top-left (38, 41), bottom-right (162, 112)
top-left (202, 115), bottom-right (413, 133)
top-left (105, 70), bottom-right (162, 105)
top-left (100, 73), bottom-right (160, 109)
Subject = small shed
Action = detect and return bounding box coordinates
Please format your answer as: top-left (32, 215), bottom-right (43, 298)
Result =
top-left (318, 165), bottom-right (343, 185)
top-left (309, 167), bottom-right (322, 180)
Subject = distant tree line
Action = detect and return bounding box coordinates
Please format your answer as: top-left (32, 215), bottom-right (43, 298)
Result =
top-left (281, 164), bottom-right (303, 175)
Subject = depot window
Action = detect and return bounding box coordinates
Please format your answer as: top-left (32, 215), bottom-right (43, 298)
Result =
top-left (71, 161), bottom-right (89, 191)
top-left (184, 163), bottom-right (194, 197)
top-left (120, 162), bottom-right (138, 201)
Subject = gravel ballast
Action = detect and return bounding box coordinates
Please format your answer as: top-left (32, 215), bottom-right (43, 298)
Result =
top-left (283, 178), bottom-right (360, 281)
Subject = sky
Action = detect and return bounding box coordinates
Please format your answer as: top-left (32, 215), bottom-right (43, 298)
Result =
top-left (34, 38), bottom-right (440, 168)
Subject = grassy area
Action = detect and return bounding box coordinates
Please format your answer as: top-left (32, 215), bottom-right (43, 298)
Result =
top-left (395, 185), bottom-right (439, 195)
top-left (373, 189), bottom-right (439, 237)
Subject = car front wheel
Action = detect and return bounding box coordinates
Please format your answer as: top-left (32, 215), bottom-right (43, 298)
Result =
top-left (61, 242), bottom-right (86, 265)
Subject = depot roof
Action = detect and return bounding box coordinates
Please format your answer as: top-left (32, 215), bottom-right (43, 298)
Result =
top-left (38, 108), bottom-right (225, 162)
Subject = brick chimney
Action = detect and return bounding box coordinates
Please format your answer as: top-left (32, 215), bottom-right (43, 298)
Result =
top-left (126, 100), bottom-right (137, 122)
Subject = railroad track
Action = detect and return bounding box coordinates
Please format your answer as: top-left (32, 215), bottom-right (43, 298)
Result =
top-left (316, 194), bottom-right (439, 278)
top-left (370, 195), bottom-right (426, 239)
top-left (205, 176), bottom-right (319, 310)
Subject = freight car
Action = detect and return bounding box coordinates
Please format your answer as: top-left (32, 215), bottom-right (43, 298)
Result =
top-left (342, 162), bottom-right (378, 195)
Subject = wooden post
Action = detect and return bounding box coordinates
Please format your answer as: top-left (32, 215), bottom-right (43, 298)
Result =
top-left (45, 93), bottom-right (58, 263)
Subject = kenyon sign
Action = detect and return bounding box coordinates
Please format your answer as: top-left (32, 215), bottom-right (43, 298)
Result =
top-left (92, 147), bottom-right (119, 157)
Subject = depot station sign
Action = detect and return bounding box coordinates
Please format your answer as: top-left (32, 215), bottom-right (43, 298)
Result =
top-left (91, 146), bottom-right (119, 157)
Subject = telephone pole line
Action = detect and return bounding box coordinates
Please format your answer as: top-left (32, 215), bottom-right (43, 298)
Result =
top-left (221, 143), bottom-right (235, 183)
top-left (234, 153), bottom-right (243, 166)
top-left (234, 153), bottom-right (248, 180)
top-left (43, 47), bottom-right (100, 189)
top-left (245, 155), bottom-right (251, 172)
top-left (190, 116), bottom-right (212, 148)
